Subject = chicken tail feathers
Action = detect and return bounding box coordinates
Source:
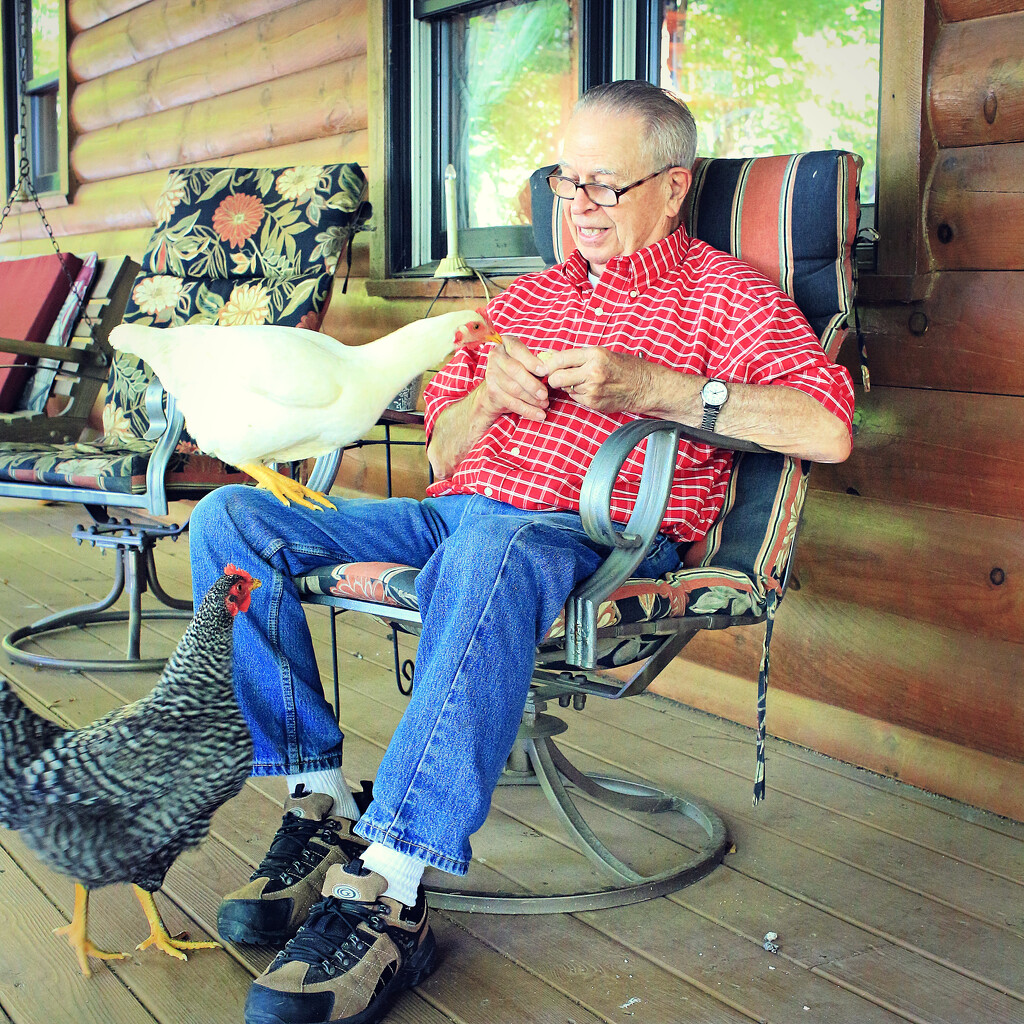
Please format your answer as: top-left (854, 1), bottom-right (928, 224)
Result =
top-left (0, 676), bottom-right (66, 826)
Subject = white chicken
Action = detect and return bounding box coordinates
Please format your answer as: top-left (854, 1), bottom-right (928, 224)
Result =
top-left (110, 310), bottom-right (499, 509)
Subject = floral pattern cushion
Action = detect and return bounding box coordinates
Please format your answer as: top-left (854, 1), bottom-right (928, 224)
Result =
top-left (0, 436), bottom-right (233, 494)
top-left (103, 163), bottom-right (369, 468)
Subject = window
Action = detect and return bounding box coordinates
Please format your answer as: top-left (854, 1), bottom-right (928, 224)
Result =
top-left (2, 0), bottom-right (68, 197)
top-left (657, 1), bottom-right (882, 205)
top-left (385, 1), bottom-right (881, 279)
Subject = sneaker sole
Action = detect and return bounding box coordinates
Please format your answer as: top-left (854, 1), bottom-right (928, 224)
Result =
top-left (244, 928), bottom-right (439, 1024)
top-left (218, 905), bottom-right (300, 948)
top-left (218, 918), bottom-right (296, 947)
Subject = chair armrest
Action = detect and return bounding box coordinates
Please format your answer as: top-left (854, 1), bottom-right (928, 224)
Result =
top-left (308, 449), bottom-right (343, 494)
top-left (566, 418), bottom-right (770, 668)
top-left (0, 335), bottom-right (89, 365)
top-left (142, 377), bottom-right (186, 511)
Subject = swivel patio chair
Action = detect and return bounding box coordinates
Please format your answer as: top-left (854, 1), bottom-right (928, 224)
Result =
top-left (295, 149), bottom-right (861, 912)
top-left (0, 163), bottom-right (371, 671)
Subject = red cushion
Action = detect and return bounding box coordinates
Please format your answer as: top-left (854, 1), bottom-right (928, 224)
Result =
top-left (0, 253), bottom-right (83, 412)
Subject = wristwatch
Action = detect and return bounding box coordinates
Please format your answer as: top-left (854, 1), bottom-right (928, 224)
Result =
top-left (700, 378), bottom-right (729, 431)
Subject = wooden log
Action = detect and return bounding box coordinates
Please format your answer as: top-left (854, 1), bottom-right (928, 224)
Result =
top-left (812, 386), bottom-right (1024, 522)
top-left (794, 491), bottom-right (1023, 644)
top-left (71, 56), bottom-right (369, 182)
top-left (846, 272), bottom-right (1024, 396)
top-left (925, 142), bottom-right (1024, 270)
top-left (0, 227), bottom-right (154, 263)
top-left (670, 590), bottom-right (1024, 762)
top-left (72, 0), bottom-right (367, 132)
top-left (936, 0), bottom-right (1024, 23)
top-left (649, 659), bottom-right (1024, 823)
top-left (69, 0), bottom-right (303, 82)
top-left (928, 13), bottom-right (1024, 148)
top-left (0, 132), bottom-right (369, 241)
top-left (68, 0), bottom-right (146, 33)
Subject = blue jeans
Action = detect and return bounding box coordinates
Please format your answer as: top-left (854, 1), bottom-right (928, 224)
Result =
top-left (189, 487), bottom-right (682, 875)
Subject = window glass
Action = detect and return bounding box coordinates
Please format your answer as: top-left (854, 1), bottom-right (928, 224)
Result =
top-left (29, 0), bottom-right (60, 81)
top-left (659, 1), bottom-right (881, 202)
top-left (445, 0), bottom-right (578, 236)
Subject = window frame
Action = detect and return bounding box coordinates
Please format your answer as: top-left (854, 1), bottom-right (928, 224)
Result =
top-left (385, 0), bottom-right (661, 280)
top-left (1, 0), bottom-right (71, 202)
top-left (379, 0), bottom-right (887, 287)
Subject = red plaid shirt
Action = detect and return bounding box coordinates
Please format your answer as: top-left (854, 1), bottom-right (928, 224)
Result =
top-left (424, 228), bottom-right (854, 543)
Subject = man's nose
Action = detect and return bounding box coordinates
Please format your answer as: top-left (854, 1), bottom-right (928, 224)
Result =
top-left (570, 184), bottom-right (598, 214)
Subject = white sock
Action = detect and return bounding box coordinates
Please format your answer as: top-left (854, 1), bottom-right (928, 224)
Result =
top-left (359, 843), bottom-right (426, 907)
top-left (286, 768), bottom-right (361, 821)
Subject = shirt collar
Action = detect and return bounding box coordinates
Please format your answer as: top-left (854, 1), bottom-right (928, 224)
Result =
top-left (561, 226), bottom-right (692, 294)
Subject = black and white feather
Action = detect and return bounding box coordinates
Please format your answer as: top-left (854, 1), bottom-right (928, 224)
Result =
top-left (0, 570), bottom-right (254, 894)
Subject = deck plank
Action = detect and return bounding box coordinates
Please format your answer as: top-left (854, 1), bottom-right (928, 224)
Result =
top-left (0, 832), bottom-right (252, 1024)
top-left (551, 714), bottom-right (1024, 1005)
top-left (3, 498), bottom-right (1024, 1024)
top-left (0, 845), bottom-right (157, 1024)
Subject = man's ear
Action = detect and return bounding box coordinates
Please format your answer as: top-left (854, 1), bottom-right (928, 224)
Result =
top-left (665, 166), bottom-right (693, 219)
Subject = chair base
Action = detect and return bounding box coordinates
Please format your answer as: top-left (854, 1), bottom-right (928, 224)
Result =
top-left (424, 704), bottom-right (729, 915)
top-left (2, 514), bottom-right (193, 672)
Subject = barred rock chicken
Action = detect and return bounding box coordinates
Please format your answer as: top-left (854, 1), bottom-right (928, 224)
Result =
top-left (0, 565), bottom-right (260, 976)
top-left (109, 309), bottom-right (501, 510)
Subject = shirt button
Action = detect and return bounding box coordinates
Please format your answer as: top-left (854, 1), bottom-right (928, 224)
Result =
top-left (594, 307), bottom-right (604, 316)
top-left (510, 447), bottom-right (520, 456)
top-left (484, 486), bottom-right (493, 497)
top-left (629, 290), bottom-right (639, 298)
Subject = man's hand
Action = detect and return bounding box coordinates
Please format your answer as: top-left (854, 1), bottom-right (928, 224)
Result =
top-left (543, 346), bottom-right (655, 415)
top-left (427, 335), bottom-right (550, 478)
top-left (477, 334), bottom-right (550, 423)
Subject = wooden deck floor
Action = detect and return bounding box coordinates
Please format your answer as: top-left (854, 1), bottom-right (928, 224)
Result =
top-left (0, 498), bottom-right (1022, 1024)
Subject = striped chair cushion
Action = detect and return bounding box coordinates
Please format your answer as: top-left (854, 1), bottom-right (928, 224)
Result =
top-left (294, 450), bottom-right (806, 671)
top-left (298, 154), bottom-right (858, 661)
top-left (530, 150), bottom-right (861, 360)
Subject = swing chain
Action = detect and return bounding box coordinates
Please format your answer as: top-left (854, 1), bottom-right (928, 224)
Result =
top-left (0, 0), bottom-right (96, 337)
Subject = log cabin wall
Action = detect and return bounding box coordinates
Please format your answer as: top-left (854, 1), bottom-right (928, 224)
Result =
top-left (0, 0), bottom-right (371, 304)
top-left (663, 0), bottom-right (1024, 820)
top-left (0, 1), bottom-right (1020, 818)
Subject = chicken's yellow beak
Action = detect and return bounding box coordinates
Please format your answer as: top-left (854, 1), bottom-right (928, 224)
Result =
top-left (249, 578), bottom-right (262, 590)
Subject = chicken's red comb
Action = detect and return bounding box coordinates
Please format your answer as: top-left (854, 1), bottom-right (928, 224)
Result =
top-left (224, 563), bottom-right (252, 580)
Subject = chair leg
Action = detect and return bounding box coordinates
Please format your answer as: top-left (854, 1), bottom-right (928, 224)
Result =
top-left (425, 699), bottom-right (729, 915)
top-left (2, 516), bottom-right (193, 672)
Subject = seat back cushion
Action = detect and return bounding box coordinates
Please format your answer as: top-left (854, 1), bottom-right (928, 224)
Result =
top-left (100, 164), bottom-right (370, 492)
top-left (0, 253), bottom-right (83, 412)
top-left (529, 151), bottom-right (859, 614)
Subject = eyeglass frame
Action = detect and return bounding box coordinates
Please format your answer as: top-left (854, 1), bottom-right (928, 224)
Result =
top-left (546, 165), bottom-right (675, 207)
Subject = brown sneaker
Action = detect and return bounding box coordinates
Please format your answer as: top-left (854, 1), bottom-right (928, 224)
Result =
top-left (244, 858), bottom-right (437, 1024)
top-left (218, 789), bottom-right (369, 947)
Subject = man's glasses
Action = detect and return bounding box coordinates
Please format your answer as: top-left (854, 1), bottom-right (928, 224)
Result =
top-left (546, 166), bottom-right (673, 207)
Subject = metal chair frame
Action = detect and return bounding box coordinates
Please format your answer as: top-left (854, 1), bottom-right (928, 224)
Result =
top-left (299, 421), bottom-right (783, 913)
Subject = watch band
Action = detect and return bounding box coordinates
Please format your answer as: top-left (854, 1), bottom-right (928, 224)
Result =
top-left (700, 405), bottom-right (721, 431)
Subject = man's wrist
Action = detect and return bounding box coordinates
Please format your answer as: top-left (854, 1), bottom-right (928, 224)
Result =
top-left (638, 363), bottom-right (706, 423)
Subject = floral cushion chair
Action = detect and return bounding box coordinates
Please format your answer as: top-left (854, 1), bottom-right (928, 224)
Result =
top-left (0, 163), bottom-right (370, 672)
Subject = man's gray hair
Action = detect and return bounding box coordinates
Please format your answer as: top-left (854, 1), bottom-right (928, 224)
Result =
top-left (573, 80), bottom-right (697, 171)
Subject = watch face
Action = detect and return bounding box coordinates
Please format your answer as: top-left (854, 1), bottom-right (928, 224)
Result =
top-left (702, 379), bottom-right (728, 406)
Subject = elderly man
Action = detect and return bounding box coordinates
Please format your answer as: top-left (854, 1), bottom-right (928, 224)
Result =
top-left (190, 79), bottom-right (853, 1024)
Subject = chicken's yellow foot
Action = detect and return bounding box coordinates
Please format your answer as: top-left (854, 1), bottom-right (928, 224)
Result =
top-left (133, 886), bottom-right (219, 962)
top-left (54, 882), bottom-right (129, 978)
top-left (240, 462), bottom-right (336, 511)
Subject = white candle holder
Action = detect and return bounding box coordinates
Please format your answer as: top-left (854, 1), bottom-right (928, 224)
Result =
top-left (434, 163), bottom-right (473, 279)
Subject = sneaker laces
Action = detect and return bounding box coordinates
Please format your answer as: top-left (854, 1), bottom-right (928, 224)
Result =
top-left (251, 813), bottom-right (343, 883)
top-left (277, 895), bottom-right (390, 970)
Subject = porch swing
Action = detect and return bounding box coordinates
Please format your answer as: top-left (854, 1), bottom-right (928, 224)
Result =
top-left (0, 0), bottom-right (372, 670)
